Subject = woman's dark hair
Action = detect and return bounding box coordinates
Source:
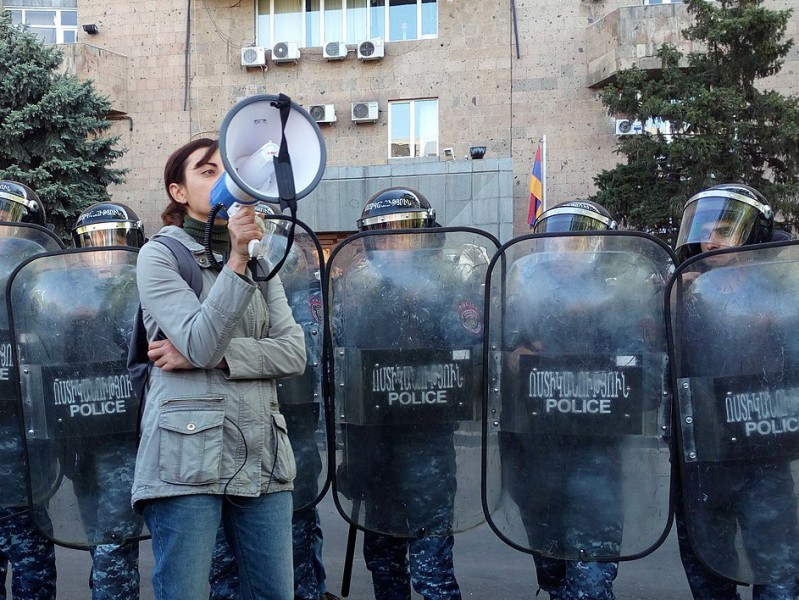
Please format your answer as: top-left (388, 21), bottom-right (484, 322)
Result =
top-left (160, 138), bottom-right (219, 226)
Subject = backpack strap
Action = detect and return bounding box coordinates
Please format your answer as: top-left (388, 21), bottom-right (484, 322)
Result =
top-left (129, 235), bottom-right (204, 437)
top-left (151, 235), bottom-right (203, 296)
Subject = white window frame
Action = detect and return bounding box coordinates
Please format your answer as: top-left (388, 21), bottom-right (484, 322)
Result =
top-left (388, 98), bottom-right (439, 159)
top-left (5, 7), bottom-right (78, 44)
top-left (257, 0), bottom-right (436, 48)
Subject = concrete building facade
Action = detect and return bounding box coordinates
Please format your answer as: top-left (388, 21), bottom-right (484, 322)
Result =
top-left (4, 0), bottom-right (798, 243)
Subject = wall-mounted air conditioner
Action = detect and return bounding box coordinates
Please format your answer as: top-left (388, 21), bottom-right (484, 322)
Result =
top-left (272, 41), bottom-right (300, 63)
top-left (351, 101), bottom-right (379, 123)
top-left (309, 104), bottom-right (337, 124)
top-left (615, 119), bottom-right (644, 135)
top-left (240, 46), bottom-right (267, 67)
top-left (323, 41), bottom-right (348, 60)
top-left (357, 38), bottom-right (384, 61)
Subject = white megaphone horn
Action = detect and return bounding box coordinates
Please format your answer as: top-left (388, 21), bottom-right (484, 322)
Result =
top-left (208, 94), bottom-right (327, 258)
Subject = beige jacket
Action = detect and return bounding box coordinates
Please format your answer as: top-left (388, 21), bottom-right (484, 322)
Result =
top-left (131, 226), bottom-right (306, 510)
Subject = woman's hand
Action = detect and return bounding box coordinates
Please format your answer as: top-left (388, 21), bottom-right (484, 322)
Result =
top-left (148, 339), bottom-right (193, 371)
top-left (227, 205), bottom-right (263, 273)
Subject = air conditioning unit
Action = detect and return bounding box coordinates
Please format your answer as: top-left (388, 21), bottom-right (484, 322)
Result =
top-left (357, 38), bottom-right (384, 61)
top-left (323, 41), bottom-right (348, 60)
top-left (240, 46), bottom-right (267, 67)
top-left (271, 41), bottom-right (300, 63)
top-left (351, 101), bottom-right (379, 123)
top-left (615, 119), bottom-right (644, 135)
top-left (309, 104), bottom-right (337, 124)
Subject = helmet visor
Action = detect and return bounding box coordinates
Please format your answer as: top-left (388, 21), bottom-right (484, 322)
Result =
top-left (358, 211), bottom-right (431, 231)
top-left (676, 196), bottom-right (760, 253)
top-left (0, 195), bottom-right (29, 223)
top-left (73, 223), bottom-right (144, 248)
top-left (533, 207), bottom-right (613, 233)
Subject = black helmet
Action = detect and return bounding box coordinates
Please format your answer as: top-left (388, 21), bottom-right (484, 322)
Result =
top-left (675, 183), bottom-right (773, 263)
top-left (357, 187), bottom-right (436, 231)
top-left (72, 202), bottom-right (145, 248)
top-left (533, 200), bottom-right (617, 233)
top-left (0, 181), bottom-right (46, 226)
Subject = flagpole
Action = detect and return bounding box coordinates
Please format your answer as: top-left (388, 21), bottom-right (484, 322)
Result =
top-left (541, 135), bottom-right (547, 212)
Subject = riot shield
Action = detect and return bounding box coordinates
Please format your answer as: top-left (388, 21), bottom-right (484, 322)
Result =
top-left (328, 227), bottom-right (497, 537)
top-left (0, 223), bottom-right (64, 514)
top-left (7, 247), bottom-right (147, 548)
top-left (262, 216), bottom-right (329, 511)
top-left (484, 232), bottom-right (674, 561)
top-left (669, 241), bottom-right (799, 585)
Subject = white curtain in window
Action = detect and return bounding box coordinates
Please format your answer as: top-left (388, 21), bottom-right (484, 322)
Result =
top-left (274, 0), bottom-right (303, 45)
top-left (415, 99), bottom-right (438, 157)
top-left (347, 0), bottom-right (367, 43)
top-left (324, 0), bottom-right (343, 43)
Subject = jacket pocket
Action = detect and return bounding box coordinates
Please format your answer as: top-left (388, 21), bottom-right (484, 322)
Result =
top-left (158, 397), bottom-right (226, 485)
top-left (267, 412), bottom-right (296, 484)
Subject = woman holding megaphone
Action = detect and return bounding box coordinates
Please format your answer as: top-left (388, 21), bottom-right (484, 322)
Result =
top-left (132, 137), bottom-right (306, 600)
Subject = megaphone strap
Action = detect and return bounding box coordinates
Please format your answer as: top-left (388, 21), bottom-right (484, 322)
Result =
top-left (270, 94), bottom-right (297, 205)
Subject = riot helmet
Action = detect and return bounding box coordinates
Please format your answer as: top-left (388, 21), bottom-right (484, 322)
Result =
top-left (0, 181), bottom-right (46, 226)
top-left (533, 200), bottom-right (617, 234)
top-left (254, 202), bottom-right (286, 236)
top-left (675, 183), bottom-right (773, 263)
top-left (357, 187), bottom-right (436, 231)
top-left (72, 202), bottom-right (145, 248)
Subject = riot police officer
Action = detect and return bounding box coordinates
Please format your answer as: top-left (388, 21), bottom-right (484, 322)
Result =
top-left (0, 181), bottom-right (57, 599)
top-left (503, 200), bottom-right (625, 600)
top-left (335, 187), bottom-right (480, 600)
top-left (68, 201), bottom-right (145, 600)
top-left (673, 183), bottom-right (799, 600)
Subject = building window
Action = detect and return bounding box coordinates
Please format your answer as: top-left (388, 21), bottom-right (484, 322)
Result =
top-left (389, 99), bottom-right (438, 158)
top-left (257, 0), bottom-right (436, 48)
top-left (5, 7), bottom-right (78, 44)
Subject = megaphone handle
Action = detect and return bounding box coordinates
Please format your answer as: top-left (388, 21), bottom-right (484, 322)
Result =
top-left (247, 239), bottom-right (261, 258)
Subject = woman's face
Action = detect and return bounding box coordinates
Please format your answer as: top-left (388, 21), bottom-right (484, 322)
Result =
top-left (169, 147), bottom-right (224, 222)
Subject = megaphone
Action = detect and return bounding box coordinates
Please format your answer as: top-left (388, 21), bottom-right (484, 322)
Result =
top-left (210, 94), bottom-right (327, 219)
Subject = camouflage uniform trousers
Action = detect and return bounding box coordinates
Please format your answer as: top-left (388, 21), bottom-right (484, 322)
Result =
top-left (356, 428), bottom-right (461, 600)
top-left (69, 437), bottom-right (142, 600)
top-left (675, 462), bottom-right (799, 600)
top-left (0, 424), bottom-right (57, 600)
top-left (514, 444), bottom-right (621, 600)
top-left (0, 507), bottom-right (56, 600)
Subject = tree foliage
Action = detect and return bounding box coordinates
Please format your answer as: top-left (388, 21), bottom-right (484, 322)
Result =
top-left (0, 12), bottom-right (126, 239)
top-left (594, 0), bottom-right (799, 233)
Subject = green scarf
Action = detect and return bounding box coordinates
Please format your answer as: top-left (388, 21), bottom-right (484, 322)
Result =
top-left (183, 215), bottom-right (230, 256)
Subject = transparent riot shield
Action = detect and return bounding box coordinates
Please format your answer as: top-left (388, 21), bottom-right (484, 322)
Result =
top-left (262, 216), bottom-right (329, 511)
top-left (328, 227), bottom-right (498, 537)
top-left (669, 241), bottom-right (799, 585)
top-left (0, 223), bottom-right (64, 515)
top-left (485, 232), bottom-right (674, 561)
top-left (7, 247), bottom-right (146, 548)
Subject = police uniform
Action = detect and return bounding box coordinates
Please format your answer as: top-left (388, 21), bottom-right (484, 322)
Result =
top-left (673, 185), bottom-right (799, 599)
top-left (503, 253), bottom-right (622, 600)
top-left (63, 202), bottom-right (147, 599)
top-left (340, 251), bottom-right (477, 600)
top-left (0, 184), bottom-right (59, 600)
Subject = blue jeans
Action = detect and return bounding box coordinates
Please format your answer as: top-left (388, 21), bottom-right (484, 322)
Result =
top-left (143, 492), bottom-right (293, 600)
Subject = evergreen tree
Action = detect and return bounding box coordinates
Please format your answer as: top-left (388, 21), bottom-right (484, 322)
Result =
top-left (0, 12), bottom-right (126, 239)
top-left (594, 0), bottom-right (799, 232)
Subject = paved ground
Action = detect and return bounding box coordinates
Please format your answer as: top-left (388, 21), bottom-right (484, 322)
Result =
top-left (7, 494), bottom-right (758, 599)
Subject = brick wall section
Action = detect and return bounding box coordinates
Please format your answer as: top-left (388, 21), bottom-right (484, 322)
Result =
top-left (9, 0), bottom-right (798, 237)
